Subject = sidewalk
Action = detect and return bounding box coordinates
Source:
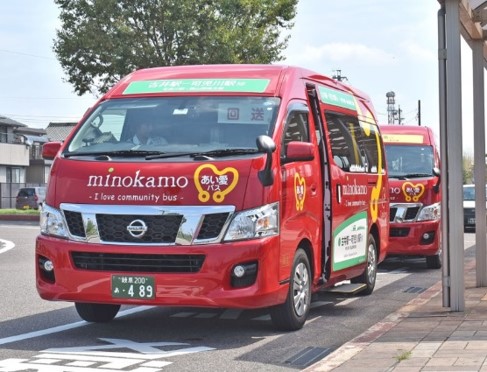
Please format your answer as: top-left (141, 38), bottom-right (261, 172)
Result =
top-left (305, 256), bottom-right (487, 372)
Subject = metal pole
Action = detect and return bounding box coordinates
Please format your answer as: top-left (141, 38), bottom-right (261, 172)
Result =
top-left (438, 2), bottom-right (450, 308)
top-left (444, 0), bottom-right (465, 311)
top-left (472, 39), bottom-right (487, 286)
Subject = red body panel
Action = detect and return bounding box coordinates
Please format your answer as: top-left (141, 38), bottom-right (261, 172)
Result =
top-left (380, 125), bottom-right (441, 257)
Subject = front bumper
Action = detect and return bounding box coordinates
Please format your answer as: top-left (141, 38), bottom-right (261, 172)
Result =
top-left (36, 234), bottom-right (288, 309)
top-left (388, 220), bottom-right (440, 256)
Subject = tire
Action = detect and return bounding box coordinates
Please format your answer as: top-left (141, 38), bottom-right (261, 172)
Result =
top-left (426, 253), bottom-right (442, 269)
top-left (351, 234), bottom-right (377, 296)
top-left (270, 248), bottom-right (311, 331)
top-left (75, 303), bottom-right (120, 323)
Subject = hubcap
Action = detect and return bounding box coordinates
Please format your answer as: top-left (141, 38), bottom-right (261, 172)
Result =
top-left (367, 243), bottom-right (377, 285)
top-left (292, 262), bottom-right (310, 316)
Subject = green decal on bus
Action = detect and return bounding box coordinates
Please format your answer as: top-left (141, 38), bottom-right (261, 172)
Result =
top-left (319, 86), bottom-right (356, 110)
top-left (332, 211), bottom-right (368, 271)
top-left (123, 79), bottom-right (270, 94)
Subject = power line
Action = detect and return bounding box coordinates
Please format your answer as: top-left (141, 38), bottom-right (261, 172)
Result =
top-left (0, 48), bottom-right (56, 61)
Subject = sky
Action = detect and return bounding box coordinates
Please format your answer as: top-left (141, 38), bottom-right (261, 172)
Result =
top-left (0, 1), bottom-right (477, 153)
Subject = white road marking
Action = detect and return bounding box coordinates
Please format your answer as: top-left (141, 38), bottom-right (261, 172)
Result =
top-left (220, 309), bottom-right (242, 320)
top-left (0, 239), bottom-right (14, 254)
top-left (0, 306), bottom-right (154, 346)
top-left (0, 338), bottom-right (215, 372)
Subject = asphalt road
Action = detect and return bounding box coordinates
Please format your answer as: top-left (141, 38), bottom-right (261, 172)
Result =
top-left (0, 221), bottom-right (469, 371)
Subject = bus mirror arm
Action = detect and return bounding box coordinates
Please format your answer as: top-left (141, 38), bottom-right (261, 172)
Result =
top-left (433, 167), bottom-right (441, 193)
top-left (256, 135), bottom-right (276, 187)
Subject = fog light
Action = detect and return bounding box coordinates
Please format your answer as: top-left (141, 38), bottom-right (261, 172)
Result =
top-left (43, 260), bottom-right (54, 272)
top-left (420, 231), bottom-right (435, 245)
top-left (231, 262), bottom-right (258, 288)
top-left (38, 255), bottom-right (56, 283)
top-left (233, 265), bottom-right (245, 278)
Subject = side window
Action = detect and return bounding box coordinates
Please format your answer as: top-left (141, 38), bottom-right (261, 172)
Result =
top-left (359, 122), bottom-right (381, 173)
top-left (281, 112), bottom-right (310, 156)
top-left (325, 112), bottom-right (364, 172)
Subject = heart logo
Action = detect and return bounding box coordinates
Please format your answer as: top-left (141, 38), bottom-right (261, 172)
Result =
top-left (294, 173), bottom-right (306, 211)
top-left (194, 164), bottom-right (239, 203)
top-left (402, 182), bottom-right (425, 202)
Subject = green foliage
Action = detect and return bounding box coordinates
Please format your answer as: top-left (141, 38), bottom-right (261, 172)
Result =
top-left (463, 154), bottom-right (473, 184)
top-left (53, 0), bottom-right (298, 96)
top-left (0, 209), bottom-right (40, 215)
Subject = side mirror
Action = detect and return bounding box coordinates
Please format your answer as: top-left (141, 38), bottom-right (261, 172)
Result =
top-left (285, 141), bottom-right (315, 162)
top-left (433, 166), bottom-right (441, 193)
top-left (256, 135), bottom-right (276, 186)
top-left (42, 142), bottom-right (62, 160)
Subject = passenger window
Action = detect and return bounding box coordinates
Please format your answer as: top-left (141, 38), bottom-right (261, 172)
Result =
top-left (282, 112), bottom-right (310, 156)
top-left (325, 112), bottom-right (363, 172)
top-left (325, 112), bottom-right (381, 173)
top-left (359, 123), bottom-right (381, 173)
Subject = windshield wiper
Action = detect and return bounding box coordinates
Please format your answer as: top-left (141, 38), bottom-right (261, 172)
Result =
top-left (64, 150), bottom-right (164, 158)
top-left (146, 148), bottom-right (259, 160)
top-left (401, 173), bottom-right (432, 179)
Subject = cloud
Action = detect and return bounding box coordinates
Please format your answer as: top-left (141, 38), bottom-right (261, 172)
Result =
top-left (286, 42), bottom-right (395, 66)
top-left (400, 40), bottom-right (436, 62)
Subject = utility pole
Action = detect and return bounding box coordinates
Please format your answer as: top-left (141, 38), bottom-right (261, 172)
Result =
top-left (332, 69), bottom-right (348, 82)
top-left (418, 100), bottom-right (421, 126)
top-left (386, 91), bottom-right (397, 124)
top-left (397, 105), bottom-right (403, 124)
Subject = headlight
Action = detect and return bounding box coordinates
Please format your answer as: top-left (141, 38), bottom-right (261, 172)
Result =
top-left (224, 202), bottom-right (279, 241)
top-left (417, 202), bottom-right (441, 221)
top-left (40, 204), bottom-right (69, 238)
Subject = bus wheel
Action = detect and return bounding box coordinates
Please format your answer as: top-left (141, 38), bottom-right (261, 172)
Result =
top-left (75, 303), bottom-right (121, 323)
top-left (270, 248), bottom-right (311, 331)
top-left (351, 234), bottom-right (377, 296)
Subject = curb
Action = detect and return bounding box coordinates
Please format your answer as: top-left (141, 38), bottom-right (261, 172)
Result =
top-left (304, 257), bottom-right (477, 372)
top-left (303, 280), bottom-right (443, 372)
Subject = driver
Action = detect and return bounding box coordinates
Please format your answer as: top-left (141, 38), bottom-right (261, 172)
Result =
top-left (131, 120), bottom-right (167, 145)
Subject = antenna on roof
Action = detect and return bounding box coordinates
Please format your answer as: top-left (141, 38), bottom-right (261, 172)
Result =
top-left (332, 69), bottom-right (348, 82)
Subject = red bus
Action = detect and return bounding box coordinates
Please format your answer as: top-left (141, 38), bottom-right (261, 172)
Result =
top-left (380, 125), bottom-right (441, 269)
top-left (37, 65), bottom-right (390, 330)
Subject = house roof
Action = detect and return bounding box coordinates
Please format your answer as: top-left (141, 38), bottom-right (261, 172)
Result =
top-left (0, 115), bottom-right (27, 127)
top-left (45, 122), bottom-right (77, 141)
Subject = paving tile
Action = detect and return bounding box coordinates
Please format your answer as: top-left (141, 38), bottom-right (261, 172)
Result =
top-left (425, 357), bottom-right (458, 366)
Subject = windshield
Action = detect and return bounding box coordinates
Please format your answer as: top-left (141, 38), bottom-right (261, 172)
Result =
top-left (66, 96), bottom-right (280, 155)
top-left (463, 185), bottom-right (487, 201)
top-left (384, 144), bottom-right (435, 178)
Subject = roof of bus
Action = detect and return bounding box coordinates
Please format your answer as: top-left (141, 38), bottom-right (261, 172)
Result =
top-left (102, 64), bottom-right (371, 102)
top-left (379, 124), bottom-right (435, 145)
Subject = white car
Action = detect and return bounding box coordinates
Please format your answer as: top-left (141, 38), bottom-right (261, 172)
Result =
top-left (463, 184), bottom-right (487, 231)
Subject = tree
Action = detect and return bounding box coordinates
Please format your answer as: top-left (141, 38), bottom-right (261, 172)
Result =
top-left (53, 0), bottom-right (298, 96)
top-left (463, 154), bottom-right (473, 184)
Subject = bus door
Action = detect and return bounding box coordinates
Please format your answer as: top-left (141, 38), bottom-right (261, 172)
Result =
top-left (323, 110), bottom-right (374, 276)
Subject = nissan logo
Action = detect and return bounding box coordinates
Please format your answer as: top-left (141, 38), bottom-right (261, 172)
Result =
top-left (127, 219), bottom-right (148, 238)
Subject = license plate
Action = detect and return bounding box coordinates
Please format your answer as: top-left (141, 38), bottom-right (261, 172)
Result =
top-left (112, 275), bottom-right (155, 299)
top-left (468, 218), bottom-right (476, 224)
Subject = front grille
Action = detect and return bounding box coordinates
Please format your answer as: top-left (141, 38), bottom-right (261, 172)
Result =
top-left (72, 252), bottom-right (205, 273)
top-left (197, 213), bottom-right (230, 240)
top-left (64, 210), bottom-right (85, 237)
top-left (405, 207), bottom-right (420, 220)
top-left (390, 203), bottom-right (422, 222)
top-left (60, 204), bottom-right (235, 246)
top-left (97, 214), bottom-right (182, 243)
